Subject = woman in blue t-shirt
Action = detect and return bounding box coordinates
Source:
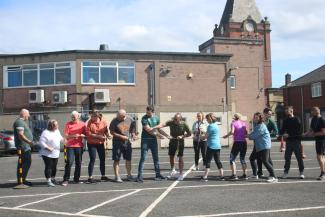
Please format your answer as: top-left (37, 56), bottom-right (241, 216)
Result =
top-left (248, 112), bottom-right (277, 183)
top-left (201, 113), bottom-right (224, 181)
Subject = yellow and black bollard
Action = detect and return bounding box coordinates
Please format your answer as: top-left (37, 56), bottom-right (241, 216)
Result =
top-left (64, 144), bottom-right (67, 164)
top-left (13, 149), bottom-right (29, 189)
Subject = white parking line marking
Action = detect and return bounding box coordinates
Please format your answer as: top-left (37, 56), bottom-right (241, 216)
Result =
top-left (0, 206), bottom-right (111, 217)
top-left (139, 159), bottom-right (201, 217)
top-left (14, 193), bottom-right (69, 208)
top-left (0, 180), bottom-right (321, 200)
top-left (178, 205), bottom-right (325, 217)
top-left (76, 189), bottom-right (141, 215)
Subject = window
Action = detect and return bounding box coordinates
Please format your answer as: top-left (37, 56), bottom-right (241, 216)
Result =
top-left (229, 75), bottom-right (236, 89)
top-left (82, 61), bottom-right (135, 85)
top-left (7, 67), bottom-right (22, 87)
top-left (4, 62), bottom-right (74, 88)
top-left (311, 82), bottom-right (322, 98)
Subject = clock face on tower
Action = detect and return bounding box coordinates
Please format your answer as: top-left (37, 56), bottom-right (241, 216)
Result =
top-left (245, 21), bottom-right (255, 32)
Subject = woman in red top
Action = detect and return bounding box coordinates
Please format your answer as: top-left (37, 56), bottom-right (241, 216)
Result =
top-left (62, 111), bottom-right (86, 186)
top-left (85, 110), bottom-right (111, 183)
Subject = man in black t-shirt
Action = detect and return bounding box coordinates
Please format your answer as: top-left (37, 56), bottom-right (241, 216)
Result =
top-left (280, 106), bottom-right (305, 179)
top-left (305, 107), bottom-right (325, 180)
top-left (109, 109), bottom-right (137, 183)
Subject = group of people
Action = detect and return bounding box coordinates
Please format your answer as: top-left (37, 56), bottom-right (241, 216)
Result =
top-left (12, 105), bottom-right (325, 188)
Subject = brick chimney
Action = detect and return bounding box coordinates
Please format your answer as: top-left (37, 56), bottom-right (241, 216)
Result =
top-left (285, 73), bottom-right (291, 86)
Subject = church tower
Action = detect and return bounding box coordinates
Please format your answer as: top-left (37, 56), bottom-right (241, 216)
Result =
top-left (199, 0), bottom-right (272, 116)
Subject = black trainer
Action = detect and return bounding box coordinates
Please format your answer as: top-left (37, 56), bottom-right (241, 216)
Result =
top-left (86, 178), bottom-right (97, 184)
top-left (101, 176), bottom-right (109, 182)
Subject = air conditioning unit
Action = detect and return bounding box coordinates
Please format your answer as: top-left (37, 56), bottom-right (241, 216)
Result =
top-left (52, 91), bottom-right (68, 104)
top-left (94, 89), bottom-right (110, 103)
top-left (29, 90), bottom-right (45, 103)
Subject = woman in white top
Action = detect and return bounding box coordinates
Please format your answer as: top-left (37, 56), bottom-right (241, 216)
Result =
top-left (192, 112), bottom-right (208, 170)
top-left (39, 120), bottom-right (64, 187)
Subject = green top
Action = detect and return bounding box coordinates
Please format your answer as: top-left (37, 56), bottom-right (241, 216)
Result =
top-left (265, 118), bottom-right (279, 138)
top-left (141, 115), bottom-right (160, 139)
top-left (166, 120), bottom-right (191, 138)
top-left (13, 118), bottom-right (33, 152)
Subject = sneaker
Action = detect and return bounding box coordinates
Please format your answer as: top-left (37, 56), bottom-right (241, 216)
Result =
top-left (201, 176), bottom-right (208, 182)
top-left (229, 174), bottom-right (238, 180)
top-left (51, 179), bottom-right (59, 185)
top-left (137, 176), bottom-right (144, 183)
top-left (219, 176), bottom-right (225, 181)
top-left (47, 181), bottom-right (55, 187)
top-left (257, 173), bottom-right (265, 179)
top-left (23, 180), bottom-right (32, 186)
top-left (61, 181), bottom-right (68, 187)
top-left (155, 174), bottom-right (167, 181)
top-left (267, 177), bottom-right (278, 183)
top-left (249, 175), bottom-right (259, 180)
top-left (317, 173), bottom-right (325, 181)
top-left (239, 174), bottom-right (248, 180)
top-left (299, 172), bottom-right (305, 179)
top-left (177, 174), bottom-right (184, 181)
top-left (127, 175), bottom-right (135, 181)
top-left (115, 176), bottom-right (123, 183)
top-left (100, 176), bottom-right (109, 182)
top-left (282, 172), bottom-right (288, 179)
top-left (73, 180), bottom-right (84, 184)
top-left (167, 169), bottom-right (178, 179)
top-left (86, 178), bottom-right (97, 184)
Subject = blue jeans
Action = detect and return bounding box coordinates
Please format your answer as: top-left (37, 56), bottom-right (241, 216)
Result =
top-left (137, 138), bottom-right (160, 178)
top-left (63, 147), bottom-right (83, 182)
top-left (87, 143), bottom-right (106, 177)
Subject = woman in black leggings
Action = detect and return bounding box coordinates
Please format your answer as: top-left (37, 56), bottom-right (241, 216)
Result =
top-left (248, 112), bottom-right (277, 183)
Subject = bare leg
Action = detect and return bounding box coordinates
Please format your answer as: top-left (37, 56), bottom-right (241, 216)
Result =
top-left (113, 161), bottom-right (120, 177)
top-left (230, 163), bottom-right (236, 175)
top-left (169, 155), bottom-right (175, 170)
top-left (126, 160), bottom-right (132, 176)
top-left (179, 157), bottom-right (184, 175)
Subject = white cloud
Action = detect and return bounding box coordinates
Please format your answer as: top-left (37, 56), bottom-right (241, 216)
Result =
top-left (0, 0), bottom-right (325, 87)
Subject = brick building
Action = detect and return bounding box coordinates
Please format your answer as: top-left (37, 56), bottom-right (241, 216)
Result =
top-left (283, 66), bottom-right (325, 132)
top-left (0, 0), bottom-right (272, 147)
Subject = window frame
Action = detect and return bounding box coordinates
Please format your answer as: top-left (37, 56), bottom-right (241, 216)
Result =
top-left (229, 75), bottom-right (236, 89)
top-left (3, 61), bottom-right (76, 88)
top-left (81, 60), bottom-right (136, 85)
top-left (311, 82), bottom-right (322, 98)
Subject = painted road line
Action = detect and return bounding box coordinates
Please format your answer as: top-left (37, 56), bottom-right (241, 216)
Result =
top-left (14, 193), bottom-right (69, 208)
top-left (0, 206), bottom-right (111, 217)
top-left (0, 180), bottom-right (321, 200)
top-left (139, 158), bottom-right (201, 217)
top-left (178, 205), bottom-right (325, 217)
top-left (76, 189), bottom-right (141, 215)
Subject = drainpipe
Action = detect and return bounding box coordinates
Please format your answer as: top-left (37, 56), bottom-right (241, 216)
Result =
top-left (300, 86), bottom-right (304, 132)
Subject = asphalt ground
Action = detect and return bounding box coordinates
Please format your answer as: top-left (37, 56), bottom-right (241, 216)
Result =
top-left (0, 141), bottom-right (324, 217)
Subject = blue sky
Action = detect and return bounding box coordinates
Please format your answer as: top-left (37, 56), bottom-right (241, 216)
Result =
top-left (0, 0), bottom-right (324, 87)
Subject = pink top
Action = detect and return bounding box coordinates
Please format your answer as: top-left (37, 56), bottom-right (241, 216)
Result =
top-left (64, 121), bottom-right (86, 148)
top-left (231, 120), bottom-right (247, 142)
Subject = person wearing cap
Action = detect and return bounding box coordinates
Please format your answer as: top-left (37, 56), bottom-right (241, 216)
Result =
top-left (85, 110), bottom-right (111, 184)
top-left (62, 111), bottom-right (86, 186)
top-left (223, 113), bottom-right (248, 180)
top-left (192, 112), bottom-right (208, 171)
